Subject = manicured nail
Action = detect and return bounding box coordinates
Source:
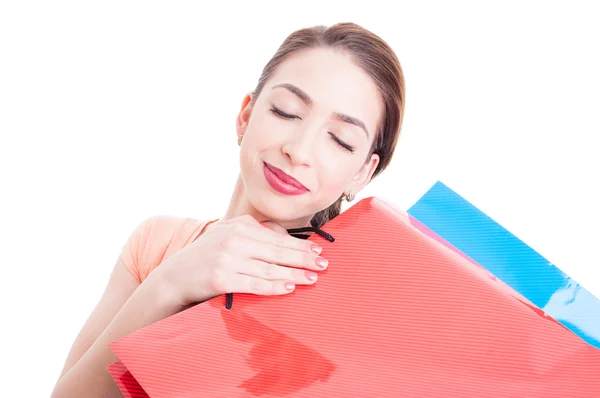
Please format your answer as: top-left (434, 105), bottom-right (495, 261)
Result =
top-left (310, 244), bottom-right (322, 254)
top-left (316, 257), bottom-right (328, 269)
top-left (285, 282), bottom-right (295, 291)
top-left (306, 271), bottom-right (318, 281)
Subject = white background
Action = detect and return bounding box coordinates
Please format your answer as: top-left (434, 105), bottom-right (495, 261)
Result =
top-left (1, 1), bottom-right (598, 396)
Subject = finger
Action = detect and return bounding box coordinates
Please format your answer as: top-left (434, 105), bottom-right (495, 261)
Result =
top-left (228, 274), bottom-right (296, 295)
top-left (259, 220), bottom-right (288, 234)
top-left (247, 223), bottom-right (323, 255)
top-left (237, 258), bottom-right (318, 285)
top-left (218, 214), bottom-right (257, 226)
top-left (241, 239), bottom-right (327, 271)
top-left (221, 218), bottom-right (323, 255)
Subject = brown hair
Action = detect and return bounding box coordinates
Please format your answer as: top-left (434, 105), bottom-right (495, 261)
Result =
top-left (250, 22), bottom-right (405, 228)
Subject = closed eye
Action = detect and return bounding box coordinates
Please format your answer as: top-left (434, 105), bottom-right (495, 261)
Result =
top-left (329, 133), bottom-right (355, 153)
top-left (269, 106), bottom-right (299, 120)
top-left (269, 106), bottom-right (355, 154)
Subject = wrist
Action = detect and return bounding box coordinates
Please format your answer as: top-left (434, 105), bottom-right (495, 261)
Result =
top-left (142, 265), bottom-right (186, 313)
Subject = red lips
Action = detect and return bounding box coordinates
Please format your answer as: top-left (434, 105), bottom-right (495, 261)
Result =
top-left (264, 162), bottom-right (309, 192)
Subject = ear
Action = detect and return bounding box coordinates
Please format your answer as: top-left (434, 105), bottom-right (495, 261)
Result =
top-left (236, 92), bottom-right (254, 138)
top-left (346, 153), bottom-right (380, 197)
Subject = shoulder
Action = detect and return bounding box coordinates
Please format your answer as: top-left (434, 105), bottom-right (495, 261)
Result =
top-left (120, 215), bottom-right (218, 283)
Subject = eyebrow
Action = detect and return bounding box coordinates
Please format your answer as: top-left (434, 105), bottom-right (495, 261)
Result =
top-left (272, 83), bottom-right (370, 138)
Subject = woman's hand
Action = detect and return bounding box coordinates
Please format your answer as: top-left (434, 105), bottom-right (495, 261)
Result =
top-left (155, 215), bottom-right (327, 307)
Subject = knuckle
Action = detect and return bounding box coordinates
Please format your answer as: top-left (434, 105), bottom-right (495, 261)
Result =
top-left (306, 252), bottom-right (318, 267)
top-left (265, 281), bottom-right (278, 295)
top-left (249, 278), bottom-right (262, 293)
top-left (209, 269), bottom-right (227, 293)
top-left (272, 281), bottom-right (283, 295)
top-left (230, 222), bottom-right (245, 235)
top-left (276, 236), bottom-right (288, 247)
top-left (220, 234), bottom-right (239, 250)
top-left (273, 245), bottom-right (285, 263)
top-left (292, 268), bottom-right (306, 282)
top-left (304, 241), bottom-right (316, 252)
top-left (262, 262), bottom-right (275, 278)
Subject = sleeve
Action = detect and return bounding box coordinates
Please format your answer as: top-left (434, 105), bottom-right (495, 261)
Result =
top-left (120, 216), bottom-right (162, 283)
top-left (120, 215), bottom-right (211, 283)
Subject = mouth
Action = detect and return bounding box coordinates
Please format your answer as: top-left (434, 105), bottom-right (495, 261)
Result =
top-left (263, 162), bottom-right (310, 194)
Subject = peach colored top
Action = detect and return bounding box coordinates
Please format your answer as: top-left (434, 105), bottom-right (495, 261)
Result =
top-left (120, 216), bottom-right (219, 283)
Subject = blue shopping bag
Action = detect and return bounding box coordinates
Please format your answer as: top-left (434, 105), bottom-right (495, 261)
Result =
top-left (408, 181), bottom-right (600, 348)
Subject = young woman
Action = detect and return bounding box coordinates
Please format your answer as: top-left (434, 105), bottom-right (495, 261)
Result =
top-left (52, 22), bottom-right (405, 397)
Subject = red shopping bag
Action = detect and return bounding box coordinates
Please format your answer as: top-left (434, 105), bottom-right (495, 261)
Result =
top-left (109, 197), bottom-right (600, 397)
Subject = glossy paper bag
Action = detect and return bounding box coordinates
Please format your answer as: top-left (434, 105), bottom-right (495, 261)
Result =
top-left (109, 197), bottom-right (600, 397)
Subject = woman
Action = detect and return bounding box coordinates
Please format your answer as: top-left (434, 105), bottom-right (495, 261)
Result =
top-left (52, 22), bottom-right (405, 397)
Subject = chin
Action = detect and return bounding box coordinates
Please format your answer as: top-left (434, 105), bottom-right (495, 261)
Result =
top-left (250, 192), bottom-right (307, 222)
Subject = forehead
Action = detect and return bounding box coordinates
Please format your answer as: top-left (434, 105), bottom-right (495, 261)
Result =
top-left (263, 48), bottom-right (383, 137)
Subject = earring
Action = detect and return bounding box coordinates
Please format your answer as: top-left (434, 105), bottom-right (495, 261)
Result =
top-left (238, 135), bottom-right (243, 146)
top-left (345, 187), bottom-right (355, 202)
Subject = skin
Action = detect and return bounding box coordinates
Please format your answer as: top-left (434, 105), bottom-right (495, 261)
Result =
top-left (51, 47), bottom-right (384, 397)
top-left (222, 47), bottom-right (382, 229)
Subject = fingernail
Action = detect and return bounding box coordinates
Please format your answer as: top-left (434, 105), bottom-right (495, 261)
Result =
top-left (285, 282), bottom-right (295, 291)
top-left (316, 257), bottom-right (328, 269)
top-left (306, 271), bottom-right (318, 281)
top-left (310, 244), bottom-right (322, 254)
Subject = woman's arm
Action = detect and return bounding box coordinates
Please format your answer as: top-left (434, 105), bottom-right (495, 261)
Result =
top-left (51, 257), bottom-right (182, 397)
top-left (54, 256), bottom-right (139, 382)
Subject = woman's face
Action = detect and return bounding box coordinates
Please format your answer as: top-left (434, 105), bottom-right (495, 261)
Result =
top-left (236, 47), bottom-right (382, 223)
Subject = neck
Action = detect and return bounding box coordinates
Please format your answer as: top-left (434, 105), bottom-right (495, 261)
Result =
top-left (220, 173), bottom-right (314, 230)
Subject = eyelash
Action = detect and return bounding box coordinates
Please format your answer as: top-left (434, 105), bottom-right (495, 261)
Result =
top-left (269, 107), bottom-right (355, 153)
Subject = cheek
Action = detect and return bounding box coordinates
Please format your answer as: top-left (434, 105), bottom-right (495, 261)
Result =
top-left (240, 123), bottom-right (268, 157)
top-left (247, 119), bottom-right (284, 151)
top-left (315, 162), bottom-right (353, 194)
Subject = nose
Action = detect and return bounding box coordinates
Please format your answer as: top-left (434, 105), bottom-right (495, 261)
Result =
top-left (281, 126), bottom-right (318, 167)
